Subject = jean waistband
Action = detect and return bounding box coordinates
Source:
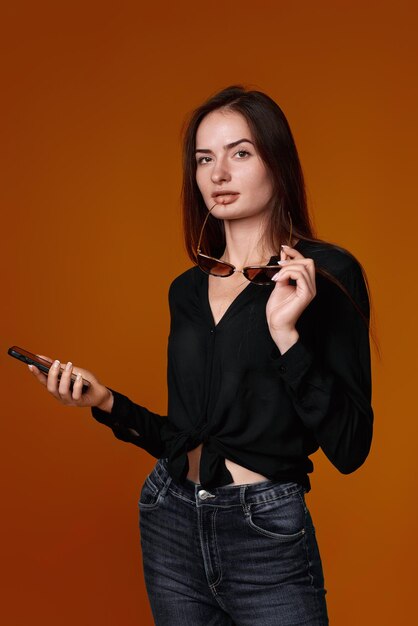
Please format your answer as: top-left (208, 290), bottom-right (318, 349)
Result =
top-left (151, 457), bottom-right (306, 507)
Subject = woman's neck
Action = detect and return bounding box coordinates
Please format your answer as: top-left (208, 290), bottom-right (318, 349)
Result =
top-left (220, 216), bottom-right (276, 268)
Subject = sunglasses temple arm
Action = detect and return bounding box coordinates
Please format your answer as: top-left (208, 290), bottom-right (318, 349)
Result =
top-left (287, 211), bottom-right (293, 247)
top-left (196, 206), bottom-right (293, 257)
top-left (196, 203), bottom-right (218, 256)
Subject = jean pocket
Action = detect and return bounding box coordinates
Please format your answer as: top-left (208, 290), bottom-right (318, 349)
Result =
top-left (245, 490), bottom-right (306, 542)
top-left (138, 475), bottom-right (165, 511)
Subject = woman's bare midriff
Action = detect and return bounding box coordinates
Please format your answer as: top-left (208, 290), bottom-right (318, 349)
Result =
top-left (187, 444), bottom-right (269, 485)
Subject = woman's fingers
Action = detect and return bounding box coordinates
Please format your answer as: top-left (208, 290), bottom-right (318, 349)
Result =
top-left (29, 365), bottom-right (47, 384)
top-left (71, 373), bottom-right (84, 402)
top-left (46, 360), bottom-right (63, 397)
top-left (275, 261), bottom-right (312, 281)
top-left (55, 361), bottom-right (88, 403)
top-left (280, 244), bottom-right (304, 258)
top-left (267, 248), bottom-right (317, 331)
top-left (276, 266), bottom-right (312, 288)
top-left (277, 266), bottom-right (315, 295)
top-left (29, 356), bottom-right (81, 402)
top-left (27, 355), bottom-right (105, 408)
top-left (28, 354), bottom-right (54, 381)
top-left (280, 246), bottom-right (289, 262)
top-left (274, 257), bottom-right (316, 292)
top-left (278, 257), bottom-right (315, 272)
top-left (58, 361), bottom-right (75, 401)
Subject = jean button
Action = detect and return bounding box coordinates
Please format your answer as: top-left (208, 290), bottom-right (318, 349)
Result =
top-left (198, 489), bottom-right (214, 500)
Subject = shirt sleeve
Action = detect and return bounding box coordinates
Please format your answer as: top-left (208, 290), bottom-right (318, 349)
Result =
top-left (90, 388), bottom-right (167, 458)
top-left (269, 258), bottom-right (374, 474)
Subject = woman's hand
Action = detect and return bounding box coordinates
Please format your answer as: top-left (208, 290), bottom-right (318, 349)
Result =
top-left (28, 355), bottom-right (113, 410)
top-left (266, 244), bottom-right (316, 351)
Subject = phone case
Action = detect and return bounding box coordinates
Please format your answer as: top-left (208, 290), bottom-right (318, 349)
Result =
top-left (7, 346), bottom-right (91, 394)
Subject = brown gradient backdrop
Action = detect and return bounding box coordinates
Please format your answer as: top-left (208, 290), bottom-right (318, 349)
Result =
top-left (1, 1), bottom-right (416, 624)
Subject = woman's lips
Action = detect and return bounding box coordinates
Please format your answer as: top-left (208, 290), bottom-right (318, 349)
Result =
top-left (214, 193), bottom-right (239, 204)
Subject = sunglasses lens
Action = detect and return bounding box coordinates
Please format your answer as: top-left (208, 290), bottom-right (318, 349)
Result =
top-left (197, 255), bottom-right (234, 277)
top-left (244, 266), bottom-right (279, 285)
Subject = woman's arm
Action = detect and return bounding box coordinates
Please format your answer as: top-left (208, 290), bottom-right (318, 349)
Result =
top-left (91, 389), bottom-right (168, 458)
top-left (27, 354), bottom-right (168, 458)
top-left (268, 250), bottom-right (374, 474)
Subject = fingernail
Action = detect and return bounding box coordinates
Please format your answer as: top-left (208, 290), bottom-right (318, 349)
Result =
top-left (271, 272), bottom-right (280, 281)
top-left (278, 260), bottom-right (288, 265)
top-left (65, 361), bottom-right (72, 370)
top-left (53, 360), bottom-right (60, 368)
top-left (28, 364), bottom-right (33, 371)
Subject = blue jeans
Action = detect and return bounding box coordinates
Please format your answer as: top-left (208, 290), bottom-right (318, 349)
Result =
top-left (139, 458), bottom-right (329, 625)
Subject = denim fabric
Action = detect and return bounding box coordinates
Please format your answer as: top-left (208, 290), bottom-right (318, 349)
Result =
top-left (139, 458), bottom-right (329, 626)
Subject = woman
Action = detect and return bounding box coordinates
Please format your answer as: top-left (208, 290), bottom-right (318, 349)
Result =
top-left (29, 85), bottom-right (374, 625)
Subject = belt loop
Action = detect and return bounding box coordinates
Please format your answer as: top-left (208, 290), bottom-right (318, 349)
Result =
top-left (160, 473), bottom-right (172, 498)
top-left (155, 459), bottom-right (164, 483)
top-left (240, 485), bottom-right (250, 515)
top-left (156, 458), bottom-right (172, 496)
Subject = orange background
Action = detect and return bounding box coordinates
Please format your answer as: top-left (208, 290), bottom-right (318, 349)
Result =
top-left (1, 1), bottom-right (416, 624)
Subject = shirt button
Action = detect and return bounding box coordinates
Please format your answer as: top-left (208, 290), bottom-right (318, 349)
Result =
top-left (279, 365), bottom-right (287, 373)
top-left (210, 329), bottom-right (214, 334)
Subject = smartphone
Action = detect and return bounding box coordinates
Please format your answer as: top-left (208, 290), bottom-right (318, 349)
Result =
top-left (8, 346), bottom-right (91, 394)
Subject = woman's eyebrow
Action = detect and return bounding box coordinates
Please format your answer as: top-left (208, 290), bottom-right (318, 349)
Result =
top-left (195, 138), bottom-right (254, 154)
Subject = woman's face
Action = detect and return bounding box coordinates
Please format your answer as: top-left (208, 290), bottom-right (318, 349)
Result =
top-left (195, 109), bottom-right (275, 221)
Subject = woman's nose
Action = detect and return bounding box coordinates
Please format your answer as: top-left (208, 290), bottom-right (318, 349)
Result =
top-left (211, 157), bottom-right (231, 183)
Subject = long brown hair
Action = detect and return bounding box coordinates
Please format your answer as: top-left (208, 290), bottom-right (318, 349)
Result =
top-left (180, 85), bottom-right (379, 354)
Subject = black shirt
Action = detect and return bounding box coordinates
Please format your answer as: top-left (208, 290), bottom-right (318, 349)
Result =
top-left (91, 238), bottom-right (374, 491)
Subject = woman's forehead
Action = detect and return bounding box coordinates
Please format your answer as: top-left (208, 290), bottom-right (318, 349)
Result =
top-left (196, 109), bottom-right (252, 145)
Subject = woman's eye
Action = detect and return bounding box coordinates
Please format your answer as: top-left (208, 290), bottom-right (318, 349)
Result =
top-left (197, 156), bottom-right (212, 165)
top-left (236, 150), bottom-right (250, 158)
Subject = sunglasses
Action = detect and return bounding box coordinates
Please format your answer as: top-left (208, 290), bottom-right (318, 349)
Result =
top-left (195, 205), bottom-right (293, 286)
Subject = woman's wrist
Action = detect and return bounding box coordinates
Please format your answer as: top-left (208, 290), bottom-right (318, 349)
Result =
top-left (95, 387), bottom-right (114, 413)
top-left (269, 327), bottom-right (299, 355)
